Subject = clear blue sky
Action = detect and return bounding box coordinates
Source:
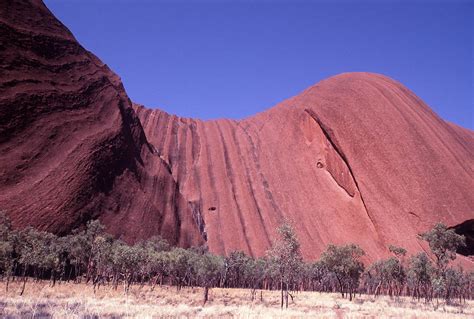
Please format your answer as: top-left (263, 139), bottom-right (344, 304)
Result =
top-left (44, 0), bottom-right (473, 129)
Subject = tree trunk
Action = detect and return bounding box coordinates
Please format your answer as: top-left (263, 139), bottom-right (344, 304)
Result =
top-left (151, 275), bottom-right (158, 291)
top-left (52, 271), bottom-right (56, 287)
top-left (374, 282), bottom-right (381, 297)
top-left (203, 286), bottom-right (209, 305)
top-left (335, 275), bottom-right (344, 298)
top-left (20, 273), bottom-right (27, 296)
top-left (280, 279), bottom-right (284, 309)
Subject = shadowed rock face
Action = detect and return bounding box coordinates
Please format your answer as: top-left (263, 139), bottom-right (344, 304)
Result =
top-left (1, 1), bottom-right (473, 262)
top-left (0, 0), bottom-right (203, 247)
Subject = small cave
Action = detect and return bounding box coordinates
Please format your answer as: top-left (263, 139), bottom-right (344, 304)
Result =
top-left (316, 161), bottom-right (324, 168)
top-left (450, 219), bottom-right (474, 256)
top-left (208, 206), bottom-right (217, 211)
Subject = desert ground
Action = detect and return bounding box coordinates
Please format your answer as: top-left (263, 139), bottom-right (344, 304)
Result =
top-left (0, 281), bottom-right (472, 318)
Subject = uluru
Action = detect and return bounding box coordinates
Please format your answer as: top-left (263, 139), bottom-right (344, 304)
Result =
top-left (1, 0), bottom-right (473, 268)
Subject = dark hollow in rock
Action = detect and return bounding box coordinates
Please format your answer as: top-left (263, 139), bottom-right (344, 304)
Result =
top-left (451, 219), bottom-right (474, 256)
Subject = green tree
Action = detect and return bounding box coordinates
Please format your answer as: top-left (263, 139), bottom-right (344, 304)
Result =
top-left (166, 248), bottom-right (194, 291)
top-left (224, 250), bottom-right (250, 287)
top-left (320, 243), bottom-right (365, 301)
top-left (244, 257), bottom-right (267, 301)
top-left (48, 235), bottom-right (70, 286)
top-left (147, 251), bottom-right (169, 289)
top-left (110, 241), bottom-right (146, 293)
top-left (138, 235), bottom-right (170, 253)
top-left (194, 253), bottom-right (225, 304)
top-left (267, 221), bottom-right (303, 308)
top-left (138, 236), bottom-right (170, 289)
top-left (90, 234), bottom-right (114, 292)
top-left (367, 257), bottom-right (405, 297)
top-left (0, 212), bottom-right (15, 291)
top-left (389, 245), bottom-right (407, 259)
top-left (420, 223), bottom-right (466, 302)
top-left (63, 219), bottom-right (107, 283)
top-left (307, 260), bottom-right (330, 292)
top-left (420, 223), bottom-right (465, 273)
top-left (17, 227), bottom-right (59, 295)
top-left (407, 252), bottom-right (433, 301)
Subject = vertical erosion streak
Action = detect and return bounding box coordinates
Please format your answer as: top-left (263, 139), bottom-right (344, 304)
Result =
top-left (232, 125), bottom-right (271, 247)
top-left (141, 111), bottom-right (206, 245)
top-left (189, 120), bottom-right (202, 197)
top-left (202, 123), bottom-right (225, 253)
top-left (155, 111), bottom-right (170, 154)
top-left (167, 115), bottom-right (180, 170)
top-left (176, 120), bottom-right (188, 187)
top-left (240, 123), bottom-right (284, 221)
top-left (189, 120), bottom-right (202, 167)
top-left (172, 180), bottom-right (182, 245)
top-left (216, 121), bottom-right (253, 256)
top-left (182, 119), bottom-right (208, 243)
top-left (304, 109), bottom-right (378, 230)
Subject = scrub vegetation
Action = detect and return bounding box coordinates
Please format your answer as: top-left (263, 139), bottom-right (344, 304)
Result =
top-left (0, 211), bottom-right (472, 318)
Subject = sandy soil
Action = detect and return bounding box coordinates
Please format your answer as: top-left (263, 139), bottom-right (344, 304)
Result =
top-left (0, 281), bottom-right (472, 318)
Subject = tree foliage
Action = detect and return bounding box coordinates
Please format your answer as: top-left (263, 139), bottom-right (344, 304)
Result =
top-left (0, 213), bottom-right (472, 305)
top-left (267, 220), bottom-right (303, 308)
top-left (419, 223), bottom-right (465, 272)
top-left (320, 243), bottom-right (365, 301)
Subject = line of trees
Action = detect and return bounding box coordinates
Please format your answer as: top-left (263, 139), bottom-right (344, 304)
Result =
top-left (0, 212), bottom-right (472, 307)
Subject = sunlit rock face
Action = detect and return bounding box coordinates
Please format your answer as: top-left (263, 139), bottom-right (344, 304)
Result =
top-left (1, 0), bottom-right (473, 263)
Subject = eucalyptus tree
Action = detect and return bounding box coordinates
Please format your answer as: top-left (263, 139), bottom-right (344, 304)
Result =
top-left (194, 253), bottom-right (225, 304)
top-left (89, 234), bottom-right (114, 292)
top-left (0, 212), bottom-right (16, 291)
top-left (242, 257), bottom-right (267, 301)
top-left (389, 245), bottom-right (407, 259)
top-left (147, 251), bottom-right (170, 289)
top-left (224, 250), bottom-right (251, 288)
top-left (420, 223), bottom-right (465, 274)
top-left (267, 221), bottom-right (303, 308)
top-left (320, 243), bottom-right (365, 301)
top-left (48, 235), bottom-right (70, 286)
top-left (60, 219), bottom-right (108, 283)
top-left (137, 236), bottom-right (171, 288)
top-left (166, 247), bottom-right (194, 291)
top-left (17, 227), bottom-right (59, 294)
top-left (419, 223), bottom-right (466, 302)
top-left (110, 241), bottom-right (146, 293)
top-left (367, 257), bottom-right (405, 297)
top-left (407, 252), bottom-right (433, 301)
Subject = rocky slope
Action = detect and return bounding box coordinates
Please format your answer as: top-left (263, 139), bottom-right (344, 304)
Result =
top-left (0, 0), bottom-right (203, 247)
top-left (1, 0), bottom-right (472, 261)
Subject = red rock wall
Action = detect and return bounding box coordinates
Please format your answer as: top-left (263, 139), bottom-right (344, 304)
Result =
top-left (1, 1), bottom-right (472, 262)
top-left (133, 71), bottom-right (473, 261)
top-left (0, 0), bottom-right (204, 247)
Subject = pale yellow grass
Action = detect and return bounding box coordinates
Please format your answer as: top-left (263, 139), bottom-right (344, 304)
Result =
top-left (0, 281), bottom-right (472, 318)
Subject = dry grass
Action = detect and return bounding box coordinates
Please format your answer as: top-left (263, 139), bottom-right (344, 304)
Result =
top-left (0, 281), bottom-right (472, 318)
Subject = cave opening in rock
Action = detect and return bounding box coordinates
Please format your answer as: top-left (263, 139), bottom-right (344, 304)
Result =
top-left (450, 219), bottom-right (474, 256)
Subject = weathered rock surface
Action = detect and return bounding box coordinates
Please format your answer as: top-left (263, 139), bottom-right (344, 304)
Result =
top-left (1, 1), bottom-right (473, 262)
top-left (0, 0), bottom-right (203, 247)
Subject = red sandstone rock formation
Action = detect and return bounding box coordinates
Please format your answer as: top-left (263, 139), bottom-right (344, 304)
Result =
top-left (0, 0), bottom-right (203, 247)
top-left (1, 1), bottom-right (472, 262)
